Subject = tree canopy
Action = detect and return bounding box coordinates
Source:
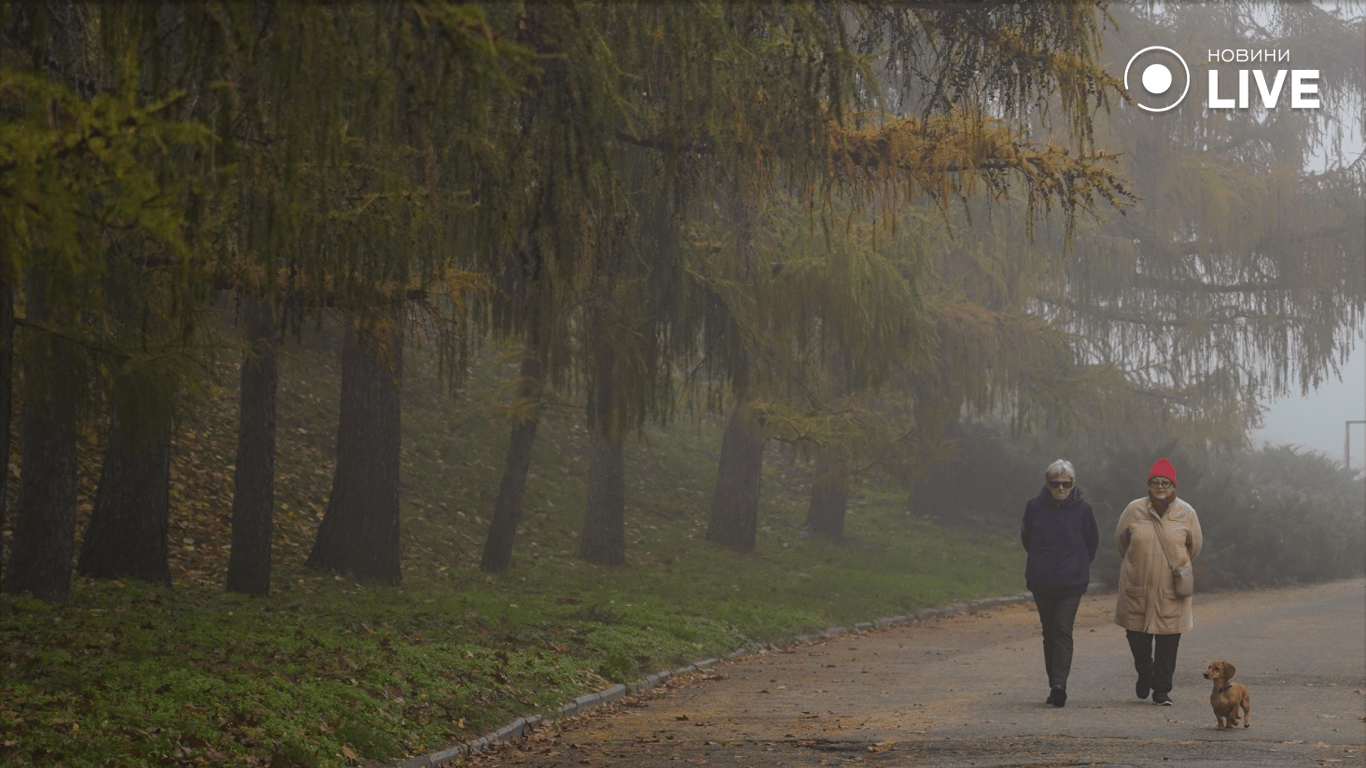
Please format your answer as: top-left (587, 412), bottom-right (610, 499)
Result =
top-left (0, 0), bottom-right (1360, 595)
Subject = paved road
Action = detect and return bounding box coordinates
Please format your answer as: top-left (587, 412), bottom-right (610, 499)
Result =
top-left (464, 578), bottom-right (1365, 767)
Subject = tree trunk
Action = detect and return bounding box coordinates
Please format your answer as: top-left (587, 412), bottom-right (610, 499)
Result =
top-left (481, 352), bottom-right (541, 573)
top-left (0, 279), bottom-right (12, 580)
top-left (4, 387), bottom-right (78, 602)
top-left (304, 319), bottom-right (403, 585)
top-left (226, 294), bottom-right (278, 595)
top-left (76, 403), bottom-right (172, 584)
top-left (804, 463), bottom-right (848, 542)
top-left (3, 276), bottom-right (79, 602)
top-left (705, 401), bottom-right (765, 553)
top-left (75, 234), bottom-right (177, 586)
top-left (580, 344), bottom-right (625, 566)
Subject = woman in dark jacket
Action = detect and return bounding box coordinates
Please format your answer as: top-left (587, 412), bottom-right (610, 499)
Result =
top-left (1021, 459), bottom-right (1099, 707)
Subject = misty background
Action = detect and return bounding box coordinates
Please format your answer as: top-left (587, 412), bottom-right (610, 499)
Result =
top-left (0, 3), bottom-right (1362, 767)
top-left (1253, 344), bottom-right (1366, 473)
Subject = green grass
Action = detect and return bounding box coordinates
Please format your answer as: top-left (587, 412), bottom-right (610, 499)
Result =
top-left (0, 325), bottom-right (1026, 768)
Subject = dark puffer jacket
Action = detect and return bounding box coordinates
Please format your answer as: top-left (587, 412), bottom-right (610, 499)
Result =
top-left (1020, 486), bottom-right (1099, 597)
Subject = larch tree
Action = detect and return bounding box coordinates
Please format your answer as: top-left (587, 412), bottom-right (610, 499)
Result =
top-left (0, 3), bottom-right (210, 600)
top-left (95, 3), bottom-right (529, 592)
top-left (483, 1), bottom-right (1137, 558)
top-left (853, 1), bottom-right (1362, 508)
top-left (689, 1), bottom-right (1135, 552)
top-left (476, 1), bottom-right (624, 572)
top-left (295, 3), bottom-right (518, 585)
top-left (71, 4), bottom-right (228, 586)
top-left (577, 2), bottom-right (916, 563)
top-left (1031, 2), bottom-right (1366, 448)
top-left (476, 2), bottom-right (791, 569)
top-left (215, 2), bottom-right (302, 596)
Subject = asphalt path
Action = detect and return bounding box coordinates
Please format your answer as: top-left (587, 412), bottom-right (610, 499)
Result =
top-left (463, 578), bottom-right (1365, 768)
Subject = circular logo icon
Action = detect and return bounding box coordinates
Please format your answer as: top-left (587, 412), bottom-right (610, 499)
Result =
top-left (1124, 46), bottom-right (1190, 113)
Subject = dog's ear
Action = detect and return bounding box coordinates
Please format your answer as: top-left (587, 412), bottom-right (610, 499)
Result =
top-left (1223, 661), bottom-right (1235, 680)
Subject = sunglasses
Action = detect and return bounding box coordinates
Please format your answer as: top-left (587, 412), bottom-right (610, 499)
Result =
top-left (1047, 480), bottom-right (1074, 490)
top-left (1148, 479), bottom-right (1174, 489)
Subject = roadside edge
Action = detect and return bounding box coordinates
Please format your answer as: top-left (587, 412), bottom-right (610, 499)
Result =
top-left (385, 582), bottom-right (1106, 767)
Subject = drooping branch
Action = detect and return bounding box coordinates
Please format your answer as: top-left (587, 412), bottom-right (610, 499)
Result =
top-left (827, 114), bottom-right (1135, 225)
top-left (1035, 295), bottom-right (1312, 329)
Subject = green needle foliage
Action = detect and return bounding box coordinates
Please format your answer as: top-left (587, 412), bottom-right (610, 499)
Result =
top-left (0, 2), bottom-right (1362, 761)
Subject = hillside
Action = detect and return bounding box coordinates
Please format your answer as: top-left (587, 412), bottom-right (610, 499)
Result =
top-left (0, 318), bottom-right (1027, 768)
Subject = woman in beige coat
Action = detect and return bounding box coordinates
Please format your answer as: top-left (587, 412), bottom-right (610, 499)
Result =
top-left (1114, 458), bottom-right (1202, 706)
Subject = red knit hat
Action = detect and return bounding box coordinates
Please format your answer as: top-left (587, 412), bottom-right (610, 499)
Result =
top-left (1148, 458), bottom-right (1176, 485)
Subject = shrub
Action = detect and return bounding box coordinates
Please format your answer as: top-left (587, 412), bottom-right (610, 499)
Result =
top-left (912, 426), bottom-right (1365, 590)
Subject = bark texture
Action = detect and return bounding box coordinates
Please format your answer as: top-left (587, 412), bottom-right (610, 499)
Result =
top-left (226, 295), bottom-right (278, 595)
top-left (3, 278), bottom-right (79, 601)
top-left (0, 281), bottom-right (12, 579)
top-left (804, 464), bottom-right (848, 542)
top-left (580, 345), bottom-right (625, 565)
top-left (304, 320), bottom-right (403, 585)
top-left (76, 405), bottom-right (172, 584)
top-left (705, 402), bottom-right (765, 553)
top-left (481, 353), bottom-right (542, 573)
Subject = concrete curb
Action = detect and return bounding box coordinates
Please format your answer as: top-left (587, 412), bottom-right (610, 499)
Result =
top-left (385, 583), bottom-right (1105, 766)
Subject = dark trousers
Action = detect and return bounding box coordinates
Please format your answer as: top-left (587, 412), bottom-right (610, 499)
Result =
top-left (1032, 592), bottom-right (1082, 691)
top-left (1126, 629), bottom-right (1181, 696)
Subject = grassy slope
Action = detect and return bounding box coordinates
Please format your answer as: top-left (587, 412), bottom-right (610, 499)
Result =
top-left (0, 324), bottom-right (1025, 768)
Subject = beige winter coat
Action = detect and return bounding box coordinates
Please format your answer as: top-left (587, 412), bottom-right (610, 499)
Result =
top-left (1113, 496), bottom-right (1203, 635)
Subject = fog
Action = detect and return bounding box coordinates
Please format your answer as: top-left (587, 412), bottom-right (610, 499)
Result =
top-left (1252, 341), bottom-right (1366, 471)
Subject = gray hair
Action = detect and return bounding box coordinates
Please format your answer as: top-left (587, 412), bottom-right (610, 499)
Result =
top-left (1045, 459), bottom-right (1076, 482)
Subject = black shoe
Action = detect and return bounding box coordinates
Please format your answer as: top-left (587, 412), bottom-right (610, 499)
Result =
top-left (1135, 678), bottom-right (1151, 700)
top-left (1152, 693), bottom-right (1173, 706)
top-left (1046, 687), bottom-right (1067, 707)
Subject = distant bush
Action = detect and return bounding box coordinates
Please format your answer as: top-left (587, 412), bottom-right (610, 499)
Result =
top-left (911, 427), bottom-right (1365, 590)
top-left (906, 424), bottom-right (1043, 534)
top-left (1193, 446), bottom-right (1365, 589)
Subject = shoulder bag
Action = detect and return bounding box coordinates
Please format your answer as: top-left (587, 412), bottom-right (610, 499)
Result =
top-left (1149, 516), bottom-right (1194, 598)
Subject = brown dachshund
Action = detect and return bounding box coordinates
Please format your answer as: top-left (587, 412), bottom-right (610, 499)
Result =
top-left (1203, 660), bottom-right (1251, 729)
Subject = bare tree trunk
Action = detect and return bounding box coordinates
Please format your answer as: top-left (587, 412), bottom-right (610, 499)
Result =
top-left (226, 294), bottom-right (278, 595)
top-left (77, 236), bottom-right (177, 585)
top-left (3, 274), bottom-right (79, 601)
top-left (0, 277), bottom-right (12, 580)
top-left (581, 427), bottom-right (626, 565)
top-left (76, 402), bottom-right (172, 584)
top-left (705, 401), bottom-right (765, 553)
top-left (4, 390), bottom-right (78, 602)
top-left (804, 463), bottom-right (848, 542)
top-left (580, 343), bottom-right (625, 565)
top-left (481, 351), bottom-right (541, 573)
top-left (305, 319), bottom-right (403, 585)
